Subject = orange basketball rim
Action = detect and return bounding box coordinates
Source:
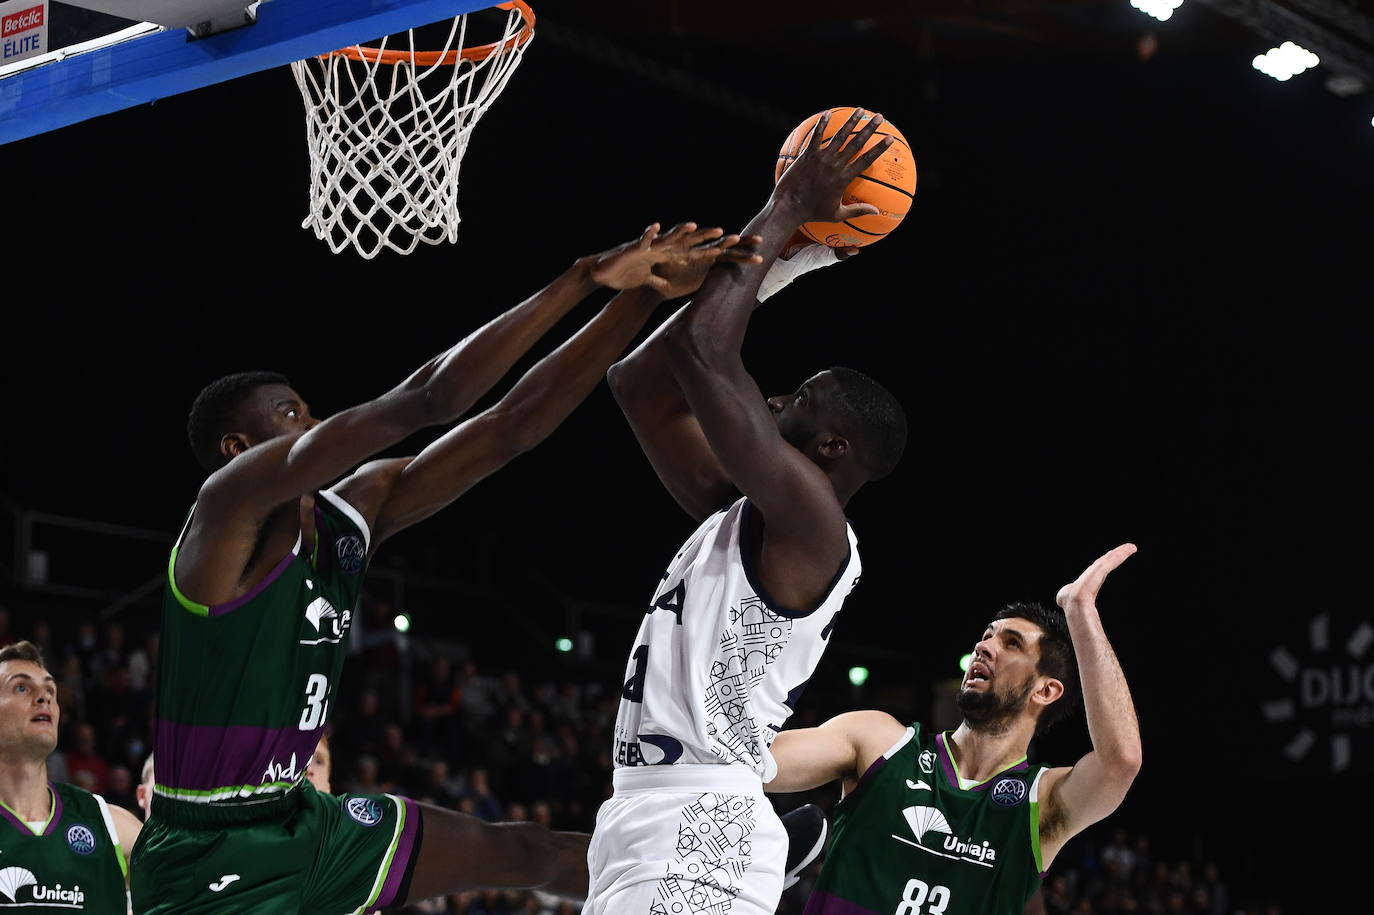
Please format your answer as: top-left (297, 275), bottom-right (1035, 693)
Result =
top-left (326, 0), bottom-right (536, 66)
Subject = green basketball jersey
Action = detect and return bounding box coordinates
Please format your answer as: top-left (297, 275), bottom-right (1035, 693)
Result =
top-left (804, 723), bottom-right (1050, 915)
top-left (155, 488), bottom-right (370, 821)
top-left (0, 783), bottom-right (128, 913)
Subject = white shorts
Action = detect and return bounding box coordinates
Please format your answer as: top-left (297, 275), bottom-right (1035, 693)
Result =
top-left (585, 764), bottom-right (787, 915)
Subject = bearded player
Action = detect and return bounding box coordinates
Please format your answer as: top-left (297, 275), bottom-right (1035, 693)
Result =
top-left (766, 544), bottom-right (1143, 914)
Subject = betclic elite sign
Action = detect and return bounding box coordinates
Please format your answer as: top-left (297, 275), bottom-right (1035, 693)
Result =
top-left (1, 0), bottom-right (47, 65)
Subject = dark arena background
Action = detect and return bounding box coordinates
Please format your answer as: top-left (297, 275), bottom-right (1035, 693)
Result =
top-left (3, 1), bottom-right (1369, 912)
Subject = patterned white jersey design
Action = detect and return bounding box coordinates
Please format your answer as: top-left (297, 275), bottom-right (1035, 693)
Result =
top-left (612, 497), bottom-right (862, 781)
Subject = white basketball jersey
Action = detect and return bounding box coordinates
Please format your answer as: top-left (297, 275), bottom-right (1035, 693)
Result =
top-left (611, 497), bottom-right (862, 782)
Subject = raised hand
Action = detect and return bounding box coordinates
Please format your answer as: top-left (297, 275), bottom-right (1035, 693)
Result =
top-left (651, 227), bottom-right (764, 300)
top-left (1056, 544), bottom-right (1137, 614)
top-left (592, 222), bottom-right (755, 295)
top-left (773, 109), bottom-right (895, 225)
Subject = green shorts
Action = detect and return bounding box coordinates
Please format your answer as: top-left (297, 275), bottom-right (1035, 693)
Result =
top-left (130, 785), bottom-right (422, 914)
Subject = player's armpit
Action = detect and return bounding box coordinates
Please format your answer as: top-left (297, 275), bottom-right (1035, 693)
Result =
top-left (331, 457), bottom-right (413, 543)
top-left (1034, 751), bottom-right (1140, 867)
top-left (614, 402), bottom-right (737, 522)
top-left (355, 410), bottom-right (526, 547)
top-left (607, 305), bottom-right (736, 522)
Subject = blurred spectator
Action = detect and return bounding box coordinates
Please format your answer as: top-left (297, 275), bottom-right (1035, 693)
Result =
top-left (546, 682), bottom-right (583, 729)
top-left (350, 755), bottom-right (382, 795)
top-left (339, 688), bottom-right (389, 762)
top-left (413, 654), bottom-right (463, 758)
top-left (29, 618), bottom-right (55, 661)
top-left (1101, 827), bottom-right (1137, 879)
top-left (459, 660), bottom-right (498, 728)
top-left (494, 671), bottom-right (532, 721)
top-left (127, 632), bottom-right (156, 692)
top-left (68, 620), bottom-right (99, 672)
top-left (1044, 874), bottom-right (1075, 915)
top-left (1199, 862), bottom-right (1229, 915)
top-left (88, 665), bottom-right (143, 763)
top-left (0, 607), bottom-right (14, 648)
top-left (356, 596), bottom-right (404, 674)
top-left (378, 722), bottom-right (410, 787)
top-left (418, 758), bottom-right (463, 808)
top-left (466, 768), bottom-right (503, 822)
top-left (56, 654), bottom-right (88, 723)
top-left (89, 621), bottom-right (127, 677)
top-left (105, 764), bottom-right (137, 811)
top-left (64, 721), bottom-right (109, 793)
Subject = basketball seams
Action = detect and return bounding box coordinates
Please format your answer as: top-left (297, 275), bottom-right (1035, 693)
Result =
top-left (839, 219), bottom-right (887, 237)
top-left (856, 174), bottom-right (915, 201)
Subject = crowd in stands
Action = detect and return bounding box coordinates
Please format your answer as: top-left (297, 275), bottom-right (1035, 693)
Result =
top-left (0, 602), bottom-right (1282, 915)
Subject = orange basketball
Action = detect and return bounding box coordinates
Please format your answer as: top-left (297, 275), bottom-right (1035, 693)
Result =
top-left (774, 106), bottom-right (917, 248)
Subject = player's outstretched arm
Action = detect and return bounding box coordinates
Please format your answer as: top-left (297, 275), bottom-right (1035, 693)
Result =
top-left (344, 225), bottom-right (753, 546)
top-left (1036, 544), bottom-right (1143, 867)
top-left (194, 239), bottom-right (643, 526)
top-left (405, 803), bottom-right (591, 903)
top-left (765, 710), bottom-right (906, 795)
top-left (662, 110), bottom-right (893, 608)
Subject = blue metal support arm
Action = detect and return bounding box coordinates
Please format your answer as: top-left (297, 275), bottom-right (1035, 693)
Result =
top-left (1, 0), bottom-right (490, 145)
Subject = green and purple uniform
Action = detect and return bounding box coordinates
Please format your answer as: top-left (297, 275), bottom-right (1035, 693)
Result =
top-left (0, 782), bottom-right (128, 913)
top-left (804, 723), bottom-right (1049, 915)
top-left (131, 489), bottom-right (421, 914)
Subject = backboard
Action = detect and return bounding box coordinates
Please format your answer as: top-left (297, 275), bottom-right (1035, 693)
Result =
top-left (0, 0), bottom-right (496, 144)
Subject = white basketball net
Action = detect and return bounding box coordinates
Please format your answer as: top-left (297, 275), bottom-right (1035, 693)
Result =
top-left (290, 4), bottom-right (533, 259)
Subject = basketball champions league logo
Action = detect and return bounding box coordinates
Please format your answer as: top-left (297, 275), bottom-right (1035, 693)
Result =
top-left (1261, 612), bottom-right (1374, 774)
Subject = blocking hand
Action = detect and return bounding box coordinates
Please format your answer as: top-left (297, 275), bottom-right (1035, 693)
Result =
top-left (1056, 544), bottom-right (1137, 615)
top-left (592, 223), bottom-right (756, 295)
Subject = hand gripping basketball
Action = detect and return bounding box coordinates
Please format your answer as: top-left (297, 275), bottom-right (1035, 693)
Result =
top-left (775, 106), bottom-right (918, 248)
top-left (773, 109), bottom-right (894, 225)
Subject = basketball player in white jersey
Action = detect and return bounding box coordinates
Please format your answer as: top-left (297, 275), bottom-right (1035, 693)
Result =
top-left (588, 109), bottom-right (909, 914)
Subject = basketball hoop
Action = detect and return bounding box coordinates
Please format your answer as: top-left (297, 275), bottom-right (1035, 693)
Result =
top-left (290, 1), bottom-right (535, 259)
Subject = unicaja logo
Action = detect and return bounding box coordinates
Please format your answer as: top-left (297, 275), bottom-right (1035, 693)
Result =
top-left (896, 807), bottom-right (997, 868)
top-left (0, 867), bottom-right (36, 902)
top-left (902, 805), bottom-right (951, 843)
top-left (0, 866), bottom-right (85, 906)
top-left (1262, 612), bottom-right (1374, 773)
